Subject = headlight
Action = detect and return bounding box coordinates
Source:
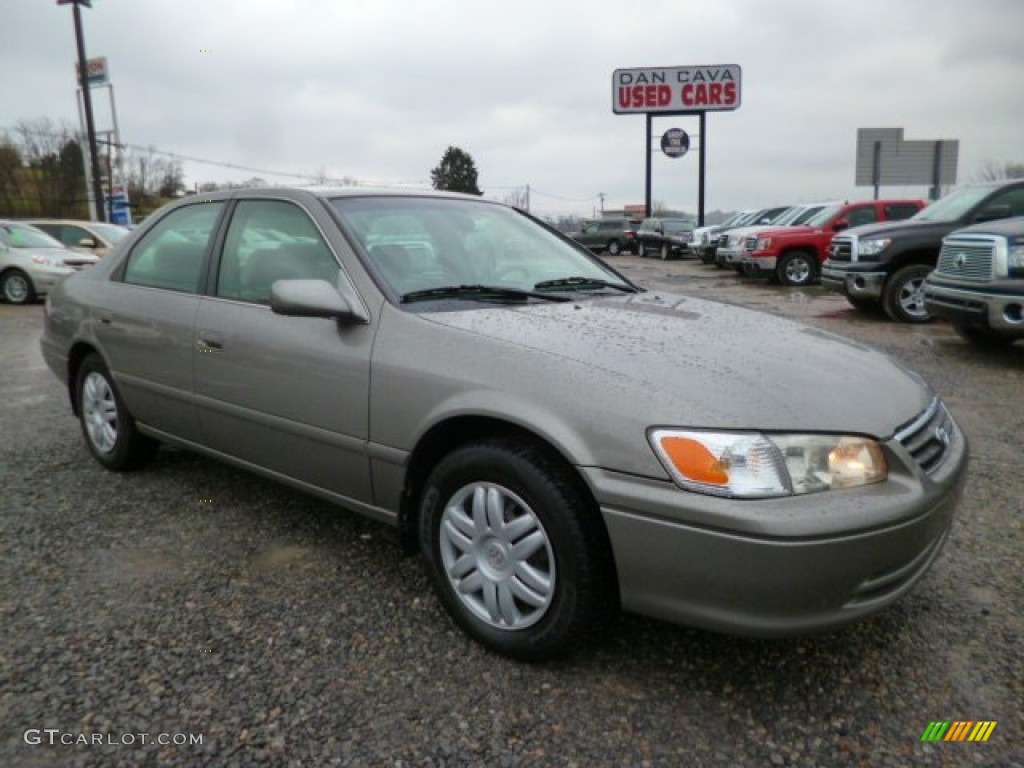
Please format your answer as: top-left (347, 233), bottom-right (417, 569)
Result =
top-left (857, 238), bottom-right (891, 259)
top-left (31, 254), bottom-right (64, 267)
top-left (649, 429), bottom-right (888, 498)
top-left (755, 237), bottom-right (772, 251)
top-left (1008, 239), bottom-right (1024, 277)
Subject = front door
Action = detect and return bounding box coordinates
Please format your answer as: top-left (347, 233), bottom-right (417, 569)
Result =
top-left (192, 198), bottom-right (374, 503)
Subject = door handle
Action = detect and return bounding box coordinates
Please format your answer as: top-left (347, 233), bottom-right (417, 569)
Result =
top-left (196, 333), bottom-right (223, 352)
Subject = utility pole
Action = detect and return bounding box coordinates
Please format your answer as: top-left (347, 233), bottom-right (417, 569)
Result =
top-left (62, 0), bottom-right (106, 222)
top-left (598, 192), bottom-right (605, 215)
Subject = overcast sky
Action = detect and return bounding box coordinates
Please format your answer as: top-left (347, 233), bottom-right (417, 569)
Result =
top-left (2, 0), bottom-right (1022, 219)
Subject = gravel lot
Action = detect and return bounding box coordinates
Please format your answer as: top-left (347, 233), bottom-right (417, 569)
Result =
top-left (1, 257), bottom-right (1020, 767)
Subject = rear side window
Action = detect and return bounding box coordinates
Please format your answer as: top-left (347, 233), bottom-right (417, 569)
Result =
top-left (123, 203), bottom-right (224, 293)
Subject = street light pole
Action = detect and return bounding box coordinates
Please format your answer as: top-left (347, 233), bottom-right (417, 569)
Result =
top-left (67, 0), bottom-right (106, 222)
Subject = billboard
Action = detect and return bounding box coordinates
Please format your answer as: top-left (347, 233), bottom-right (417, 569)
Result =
top-left (855, 128), bottom-right (958, 187)
top-left (612, 65), bottom-right (742, 114)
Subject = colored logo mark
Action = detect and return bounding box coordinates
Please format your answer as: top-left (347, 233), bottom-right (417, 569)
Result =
top-left (921, 721), bottom-right (997, 742)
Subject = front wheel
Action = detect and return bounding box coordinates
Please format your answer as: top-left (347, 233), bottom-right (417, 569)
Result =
top-left (776, 250), bottom-right (817, 286)
top-left (1, 269), bottom-right (35, 304)
top-left (883, 265), bottom-right (933, 323)
top-left (636, 242), bottom-right (647, 258)
top-left (954, 325), bottom-right (1018, 348)
top-left (76, 354), bottom-right (159, 471)
top-left (660, 243), bottom-right (671, 260)
top-left (418, 439), bottom-right (613, 661)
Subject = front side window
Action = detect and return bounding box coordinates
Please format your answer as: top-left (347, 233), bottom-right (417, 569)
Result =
top-left (332, 196), bottom-right (629, 299)
top-left (216, 199), bottom-right (340, 304)
top-left (884, 204), bottom-right (920, 221)
top-left (123, 203), bottom-right (224, 293)
top-left (844, 206), bottom-right (878, 228)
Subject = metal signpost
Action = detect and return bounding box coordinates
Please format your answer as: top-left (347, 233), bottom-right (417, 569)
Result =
top-left (60, 0), bottom-right (107, 222)
top-left (612, 65), bottom-right (742, 224)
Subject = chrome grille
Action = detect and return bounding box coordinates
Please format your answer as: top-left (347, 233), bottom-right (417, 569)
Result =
top-left (894, 398), bottom-right (954, 475)
top-left (935, 235), bottom-right (995, 282)
top-left (830, 236), bottom-right (854, 262)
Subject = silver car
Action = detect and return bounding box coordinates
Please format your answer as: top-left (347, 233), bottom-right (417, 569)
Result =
top-left (40, 187), bottom-right (968, 660)
top-left (1, 220), bottom-right (99, 304)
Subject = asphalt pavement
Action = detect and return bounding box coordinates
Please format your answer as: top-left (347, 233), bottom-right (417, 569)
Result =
top-left (1, 258), bottom-right (1020, 767)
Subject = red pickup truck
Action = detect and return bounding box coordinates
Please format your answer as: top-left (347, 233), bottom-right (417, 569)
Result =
top-left (738, 199), bottom-right (925, 285)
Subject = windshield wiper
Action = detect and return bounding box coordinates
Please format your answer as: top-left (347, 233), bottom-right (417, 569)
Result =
top-left (533, 276), bottom-right (638, 293)
top-left (401, 284), bottom-right (572, 304)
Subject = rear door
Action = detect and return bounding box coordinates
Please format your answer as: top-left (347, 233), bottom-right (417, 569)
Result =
top-left (192, 196), bottom-right (374, 503)
top-left (93, 201), bottom-right (225, 442)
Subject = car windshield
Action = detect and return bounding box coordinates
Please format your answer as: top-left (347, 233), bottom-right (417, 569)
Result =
top-left (0, 223), bottom-right (64, 249)
top-left (91, 223), bottom-right (131, 243)
top-left (806, 204), bottom-right (843, 228)
top-left (912, 187), bottom-right (998, 223)
top-left (768, 206), bottom-right (804, 226)
top-left (331, 196), bottom-right (632, 300)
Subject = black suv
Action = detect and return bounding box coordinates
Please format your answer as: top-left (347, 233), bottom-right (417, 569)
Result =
top-left (821, 180), bottom-right (1024, 323)
top-left (571, 219), bottom-right (638, 256)
top-left (635, 217), bottom-right (696, 260)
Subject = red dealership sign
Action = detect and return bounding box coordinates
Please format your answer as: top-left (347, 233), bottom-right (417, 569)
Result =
top-left (612, 65), bottom-right (742, 114)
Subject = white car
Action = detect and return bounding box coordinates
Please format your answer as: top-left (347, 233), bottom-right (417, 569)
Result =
top-left (0, 221), bottom-right (99, 304)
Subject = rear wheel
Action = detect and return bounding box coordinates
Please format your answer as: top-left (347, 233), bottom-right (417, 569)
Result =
top-left (776, 250), bottom-right (817, 286)
top-left (1, 269), bottom-right (35, 305)
top-left (75, 354), bottom-right (159, 470)
top-left (883, 265), bottom-right (933, 323)
top-left (418, 438), bottom-right (613, 661)
top-left (606, 240), bottom-right (621, 256)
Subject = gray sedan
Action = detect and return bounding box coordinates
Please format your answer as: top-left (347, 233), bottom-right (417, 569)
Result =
top-left (40, 187), bottom-right (967, 660)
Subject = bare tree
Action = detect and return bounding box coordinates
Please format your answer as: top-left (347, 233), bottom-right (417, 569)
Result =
top-left (974, 160), bottom-right (1024, 182)
top-left (11, 118), bottom-right (87, 216)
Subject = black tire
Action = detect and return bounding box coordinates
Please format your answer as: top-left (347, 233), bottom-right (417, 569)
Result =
top-left (883, 265), bottom-right (933, 324)
top-left (75, 354), bottom-right (159, 471)
top-left (776, 250), bottom-right (817, 286)
top-left (659, 243), bottom-right (671, 260)
top-left (845, 295), bottom-right (883, 314)
top-left (606, 240), bottom-right (621, 256)
top-left (636, 241), bottom-right (647, 258)
top-left (953, 325), bottom-right (1018, 348)
top-left (418, 438), bottom-right (613, 661)
top-left (1, 269), bottom-right (35, 305)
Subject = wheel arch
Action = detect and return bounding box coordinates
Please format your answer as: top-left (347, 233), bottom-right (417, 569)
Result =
top-left (396, 415), bottom-right (618, 598)
top-left (66, 341), bottom-right (102, 415)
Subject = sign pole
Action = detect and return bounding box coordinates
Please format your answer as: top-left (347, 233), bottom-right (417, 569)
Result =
top-left (645, 113), bottom-right (653, 218)
top-left (69, 1), bottom-right (107, 222)
top-left (698, 111), bottom-right (707, 226)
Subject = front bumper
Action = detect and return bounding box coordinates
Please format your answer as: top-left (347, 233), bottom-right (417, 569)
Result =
top-left (581, 422), bottom-right (967, 636)
top-left (820, 262), bottom-right (887, 300)
top-left (923, 281), bottom-right (1024, 335)
top-left (740, 254), bottom-right (776, 271)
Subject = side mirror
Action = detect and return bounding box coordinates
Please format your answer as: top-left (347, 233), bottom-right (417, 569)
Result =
top-left (270, 279), bottom-right (366, 323)
top-left (78, 237), bottom-right (97, 248)
top-left (974, 204), bottom-right (1012, 223)
top-left (832, 219), bottom-right (849, 232)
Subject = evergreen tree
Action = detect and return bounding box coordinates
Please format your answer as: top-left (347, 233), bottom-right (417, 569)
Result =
top-left (430, 146), bottom-right (482, 195)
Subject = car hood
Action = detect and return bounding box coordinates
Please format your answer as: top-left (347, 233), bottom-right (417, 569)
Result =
top-left (752, 225), bottom-right (818, 239)
top-left (419, 291), bottom-right (931, 437)
top-left (842, 218), bottom-right (956, 240)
